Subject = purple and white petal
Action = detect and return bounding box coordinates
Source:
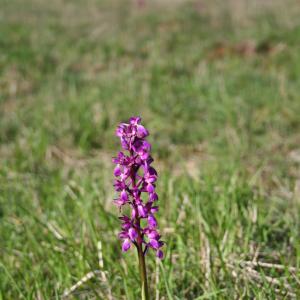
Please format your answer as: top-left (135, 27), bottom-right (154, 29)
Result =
top-left (146, 183), bottom-right (155, 193)
top-left (156, 250), bottom-right (163, 259)
top-left (148, 214), bottom-right (157, 228)
top-left (114, 165), bottom-right (121, 176)
top-left (120, 190), bottom-right (128, 202)
top-left (138, 205), bottom-right (147, 218)
top-left (128, 228), bottom-right (138, 240)
top-left (122, 239), bottom-right (131, 252)
top-left (137, 125), bottom-right (149, 138)
top-left (149, 193), bottom-right (158, 202)
top-left (149, 239), bottom-right (160, 249)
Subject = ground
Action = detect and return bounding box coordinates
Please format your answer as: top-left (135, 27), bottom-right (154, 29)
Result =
top-left (1, 0), bottom-right (300, 299)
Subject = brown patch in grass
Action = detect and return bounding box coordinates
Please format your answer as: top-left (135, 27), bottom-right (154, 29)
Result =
top-left (208, 40), bottom-right (286, 60)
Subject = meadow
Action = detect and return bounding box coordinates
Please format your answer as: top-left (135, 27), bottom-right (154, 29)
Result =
top-left (1, 0), bottom-right (300, 298)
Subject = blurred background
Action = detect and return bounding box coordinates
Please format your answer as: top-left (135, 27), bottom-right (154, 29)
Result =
top-left (1, 0), bottom-right (300, 299)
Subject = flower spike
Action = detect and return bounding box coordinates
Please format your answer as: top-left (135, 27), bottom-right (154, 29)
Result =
top-left (113, 116), bottom-right (164, 258)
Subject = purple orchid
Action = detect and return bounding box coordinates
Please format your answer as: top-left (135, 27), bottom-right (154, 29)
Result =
top-left (113, 116), bottom-right (164, 299)
top-left (113, 116), bottom-right (164, 259)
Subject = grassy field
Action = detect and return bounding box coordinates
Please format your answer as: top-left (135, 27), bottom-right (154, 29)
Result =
top-left (1, 0), bottom-right (300, 299)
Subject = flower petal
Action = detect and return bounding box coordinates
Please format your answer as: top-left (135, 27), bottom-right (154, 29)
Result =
top-left (121, 190), bottom-right (128, 202)
top-left (129, 116), bottom-right (141, 125)
top-left (122, 239), bottom-right (131, 252)
top-left (114, 165), bottom-right (121, 176)
top-left (150, 206), bottom-right (159, 213)
top-left (128, 228), bottom-right (138, 240)
top-left (149, 193), bottom-right (158, 202)
top-left (149, 238), bottom-right (160, 249)
top-left (156, 250), bottom-right (163, 259)
top-left (138, 205), bottom-right (147, 218)
top-left (147, 230), bottom-right (159, 239)
top-left (148, 214), bottom-right (157, 228)
top-left (146, 184), bottom-right (155, 193)
top-left (137, 125), bottom-right (149, 138)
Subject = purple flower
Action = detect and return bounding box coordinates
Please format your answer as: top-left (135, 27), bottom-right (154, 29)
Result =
top-left (120, 190), bottom-right (128, 202)
top-left (122, 239), bottom-right (131, 252)
top-left (138, 204), bottom-right (147, 218)
top-left (149, 192), bottom-right (158, 202)
top-left (156, 249), bottom-right (163, 259)
top-left (113, 116), bottom-right (164, 259)
top-left (146, 183), bottom-right (155, 193)
top-left (128, 228), bottom-right (138, 240)
top-left (148, 214), bottom-right (157, 228)
top-left (137, 125), bottom-right (149, 138)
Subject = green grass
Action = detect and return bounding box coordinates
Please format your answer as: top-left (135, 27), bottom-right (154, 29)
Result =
top-left (1, 0), bottom-right (300, 298)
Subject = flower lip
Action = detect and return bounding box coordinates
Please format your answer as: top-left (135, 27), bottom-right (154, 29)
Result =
top-left (137, 124), bottom-right (149, 138)
top-left (149, 192), bottom-right (158, 202)
top-left (150, 206), bottom-right (159, 213)
top-left (156, 249), bottom-right (163, 259)
top-left (149, 239), bottom-right (160, 249)
top-left (138, 204), bottom-right (147, 218)
top-left (122, 238), bottom-right (131, 252)
top-left (114, 165), bottom-right (121, 177)
top-left (128, 228), bottom-right (138, 240)
top-left (146, 183), bottom-right (155, 193)
top-left (148, 214), bottom-right (157, 228)
top-left (147, 230), bottom-right (159, 239)
top-left (120, 190), bottom-right (128, 203)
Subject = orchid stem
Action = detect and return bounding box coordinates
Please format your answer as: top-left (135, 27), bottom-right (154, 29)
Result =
top-left (137, 243), bottom-right (149, 300)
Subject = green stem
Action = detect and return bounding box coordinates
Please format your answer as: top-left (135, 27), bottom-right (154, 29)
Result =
top-left (137, 243), bottom-right (149, 300)
top-left (131, 167), bottom-right (149, 299)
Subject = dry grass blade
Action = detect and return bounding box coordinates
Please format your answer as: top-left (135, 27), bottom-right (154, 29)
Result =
top-left (244, 266), bottom-right (294, 292)
top-left (62, 270), bottom-right (101, 298)
top-left (97, 241), bottom-right (113, 300)
top-left (62, 241), bottom-right (112, 299)
top-left (226, 260), bottom-right (297, 298)
top-left (199, 221), bottom-right (211, 289)
top-left (241, 260), bottom-right (298, 273)
top-left (252, 282), bottom-right (297, 299)
top-left (46, 222), bottom-right (64, 241)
